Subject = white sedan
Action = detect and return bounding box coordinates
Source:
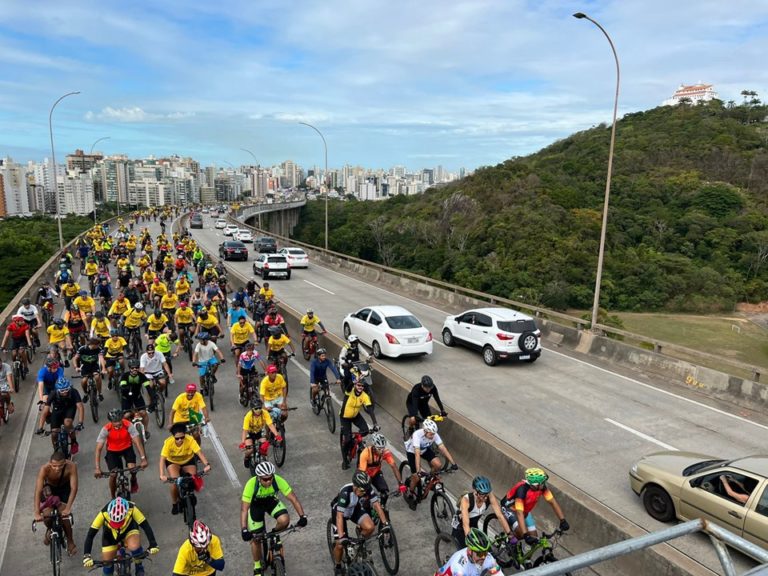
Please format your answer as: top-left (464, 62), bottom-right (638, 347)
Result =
top-left (234, 229), bottom-right (253, 243)
top-left (223, 224), bottom-right (239, 236)
top-left (278, 247), bottom-right (309, 268)
top-left (215, 219), bottom-right (227, 229)
top-left (342, 305), bottom-right (433, 359)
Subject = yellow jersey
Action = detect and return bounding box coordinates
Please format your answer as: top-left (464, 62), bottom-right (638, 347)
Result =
top-left (341, 390), bottom-right (372, 419)
top-left (84, 262), bottom-right (99, 276)
top-left (259, 287), bottom-right (274, 301)
top-left (300, 314), bottom-right (321, 332)
top-left (73, 296), bottom-right (96, 314)
top-left (122, 309), bottom-right (147, 329)
top-left (196, 315), bottom-right (218, 330)
top-left (150, 282), bottom-right (168, 297)
top-left (175, 278), bottom-right (191, 295)
top-left (146, 313), bottom-right (169, 331)
top-left (108, 298), bottom-right (132, 316)
top-left (141, 270), bottom-right (156, 284)
top-left (62, 283), bottom-right (81, 297)
top-left (230, 322), bottom-right (255, 345)
top-left (161, 293), bottom-right (179, 310)
top-left (47, 324), bottom-right (69, 344)
top-left (115, 257), bottom-right (130, 269)
top-left (104, 336), bottom-right (127, 357)
top-left (172, 536), bottom-right (223, 576)
top-left (175, 308), bottom-right (195, 325)
top-left (90, 318), bottom-right (112, 338)
top-left (161, 434), bottom-right (200, 465)
top-left (259, 375), bottom-right (286, 402)
top-left (267, 335), bottom-right (290, 352)
top-left (172, 392), bottom-right (206, 423)
top-left (242, 408), bottom-right (273, 433)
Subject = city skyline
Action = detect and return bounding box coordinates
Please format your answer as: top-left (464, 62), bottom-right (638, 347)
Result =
top-left (1, 1), bottom-right (767, 171)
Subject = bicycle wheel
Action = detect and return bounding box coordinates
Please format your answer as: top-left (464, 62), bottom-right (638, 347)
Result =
top-left (482, 514), bottom-right (516, 569)
top-left (434, 532), bottom-right (456, 569)
top-left (12, 364), bottom-right (20, 392)
top-left (324, 396), bottom-right (336, 434)
top-left (154, 391), bottom-right (166, 428)
top-left (533, 552), bottom-right (573, 576)
top-left (1, 399), bottom-right (8, 424)
top-left (272, 556), bottom-right (286, 576)
top-left (430, 491), bottom-right (454, 534)
top-left (311, 386), bottom-right (321, 415)
top-left (208, 375), bottom-right (215, 411)
top-left (379, 526), bottom-right (400, 575)
top-left (50, 533), bottom-right (62, 576)
top-left (400, 414), bottom-right (412, 442)
top-left (272, 422), bottom-right (286, 467)
top-left (90, 383), bottom-right (100, 423)
top-left (302, 340), bottom-right (311, 361)
top-left (326, 518), bottom-right (335, 558)
top-left (184, 496), bottom-right (196, 530)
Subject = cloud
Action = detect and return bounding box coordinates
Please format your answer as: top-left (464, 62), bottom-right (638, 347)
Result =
top-left (84, 107), bottom-right (195, 123)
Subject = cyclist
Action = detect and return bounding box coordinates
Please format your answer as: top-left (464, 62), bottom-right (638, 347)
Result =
top-left (122, 302), bottom-right (148, 345)
top-left (104, 329), bottom-right (128, 386)
top-left (60, 278), bottom-right (81, 309)
top-left (452, 476), bottom-right (511, 549)
top-left (500, 468), bottom-right (569, 543)
top-left (154, 329), bottom-right (180, 374)
top-left (358, 432), bottom-right (407, 507)
top-left (159, 422), bottom-right (213, 514)
top-left (258, 282), bottom-right (274, 303)
top-left (175, 274), bottom-right (192, 301)
top-left (259, 364), bottom-right (288, 423)
top-left (90, 310), bottom-right (112, 341)
top-left (434, 528), bottom-right (504, 576)
top-left (94, 272), bottom-right (114, 308)
top-left (338, 334), bottom-right (366, 388)
top-left (36, 281), bottom-right (59, 319)
top-left (192, 332), bottom-right (226, 391)
top-left (72, 337), bottom-right (107, 404)
top-left (17, 297), bottom-right (42, 346)
top-left (262, 307), bottom-right (288, 346)
top-left (299, 308), bottom-right (326, 352)
top-left (240, 461), bottom-right (307, 576)
top-left (170, 383), bottom-right (210, 443)
top-left (173, 520), bottom-right (225, 576)
top-left (160, 291), bottom-right (180, 325)
top-left (0, 359), bottom-right (14, 418)
top-left (309, 348), bottom-right (340, 408)
top-left (73, 290), bottom-right (97, 323)
top-left (231, 286), bottom-right (250, 309)
top-left (108, 292), bottom-right (132, 323)
top-left (94, 408), bottom-right (149, 497)
top-left (140, 343), bottom-right (173, 395)
top-left (150, 277), bottom-right (168, 309)
top-left (237, 342), bottom-right (267, 404)
top-left (330, 471), bottom-right (390, 576)
top-left (82, 497), bottom-right (159, 576)
top-left (227, 298), bottom-right (250, 327)
top-left (47, 319), bottom-right (71, 364)
top-left (230, 314), bottom-right (256, 363)
top-left (194, 309), bottom-right (221, 340)
top-left (64, 303), bottom-right (88, 351)
top-left (33, 450), bottom-right (78, 556)
top-left (339, 371), bottom-right (378, 470)
top-left (146, 308), bottom-right (170, 341)
top-left (174, 301), bottom-right (195, 349)
top-left (406, 375), bottom-right (447, 429)
top-left (119, 359), bottom-right (153, 431)
top-left (1, 314), bottom-right (32, 370)
top-left (404, 418), bottom-right (458, 509)
top-left (37, 377), bottom-right (85, 454)
top-left (37, 357), bottom-right (64, 408)
top-left (239, 397), bottom-right (282, 468)
top-left (251, 294), bottom-right (269, 343)
top-left (265, 326), bottom-right (295, 380)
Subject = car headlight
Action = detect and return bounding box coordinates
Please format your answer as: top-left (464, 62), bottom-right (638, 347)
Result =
top-left (630, 462), bottom-right (638, 476)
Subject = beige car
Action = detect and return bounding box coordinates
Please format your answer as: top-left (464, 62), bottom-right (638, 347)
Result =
top-left (630, 451), bottom-right (768, 550)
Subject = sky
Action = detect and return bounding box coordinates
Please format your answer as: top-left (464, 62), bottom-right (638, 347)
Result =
top-left (1, 0), bottom-right (767, 172)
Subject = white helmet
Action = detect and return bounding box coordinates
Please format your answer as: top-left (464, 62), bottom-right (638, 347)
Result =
top-left (370, 432), bottom-right (387, 450)
top-left (306, 308), bottom-right (314, 314)
top-left (134, 302), bottom-right (144, 310)
top-left (254, 461), bottom-right (276, 478)
top-left (348, 334), bottom-right (359, 344)
top-left (422, 419), bottom-right (438, 434)
top-left (189, 520), bottom-right (211, 547)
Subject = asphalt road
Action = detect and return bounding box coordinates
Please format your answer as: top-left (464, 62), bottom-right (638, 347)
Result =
top-left (0, 218), bottom-right (455, 576)
top-left (188, 214), bottom-right (768, 574)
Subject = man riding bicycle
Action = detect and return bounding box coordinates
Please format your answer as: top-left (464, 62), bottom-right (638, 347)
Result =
top-left (72, 337), bottom-right (107, 404)
top-left (173, 520), bottom-right (225, 576)
top-left (309, 348), bottom-right (340, 408)
top-left (406, 375), bottom-right (447, 429)
top-left (37, 377), bottom-right (85, 454)
top-left (500, 468), bottom-right (569, 544)
top-left (192, 332), bottom-right (225, 391)
top-left (1, 314), bottom-right (33, 369)
top-left (94, 408), bottom-right (149, 498)
top-left (338, 334), bottom-right (366, 388)
top-left (299, 308), bottom-right (326, 352)
top-left (238, 342), bottom-right (267, 403)
top-left (451, 476), bottom-right (512, 549)
top-left (33, 451), bottom-right (79, 556)
top-left (17, 297), bottom-right (42, 346)
top-left (404, 418), bottom-right (458, 509)
top-left (139, 343), bottom-right (173, 395)
top-left (104, 329), bottom-right (127, 384)
top-left (239, 397), bottom-right (282, 468)
top-left (435, 528), bottom-right (504, 576)
top-left (259, 365), bottom-right (288, 423)
top-left (339, 372), bottom-right (378, 470)
top-left (358, 432), bottom-right (407, 508)
top-left (119, 359), bottom-right (154, 431)
top-left (170, 383), bottom-right (210, 443)
top-left (265, 326), bottom-right (295, 381)
top-left (159, 422), bottom-right (212, 514)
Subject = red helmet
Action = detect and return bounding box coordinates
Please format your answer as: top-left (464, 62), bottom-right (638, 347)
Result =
top-left (153, 277), bottom-right (160, 284)
top-left (179, 301), bottom-right (188, 308)
top-left (185, 383), bottom-right (197, 393)
top-left (266, 365), bottom-right (278, 375)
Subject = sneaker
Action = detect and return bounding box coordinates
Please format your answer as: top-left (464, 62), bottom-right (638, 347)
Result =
top-left (98, 394), bottom-right (104, 402)
top-left (130, 475), bottom-right (139, 493)
top-left (70, 441), bottom-right (79, 456)
top-left (171, 502), bottom-right (180, 515)
top-left (334, 565), bottom-right (343, 576)
top-left (82, 394), bottom-right (89, 404)
top-left (341, 459), bottom-right (350, 471)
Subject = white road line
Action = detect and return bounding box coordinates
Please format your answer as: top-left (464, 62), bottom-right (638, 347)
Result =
top-left (0, 392), bottom-right (38, 570)
top-left (205, 422), bottom-right (241, 489)
top-left (604, 418), bottom-right (679, 451)
top-left (549, 348), bottom-right (768, 434)
top-left (303, 279), bottom-right (335, 295)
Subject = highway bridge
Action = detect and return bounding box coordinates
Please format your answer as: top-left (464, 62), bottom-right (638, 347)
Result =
top-left (0, 207), bottom-right (764, 575)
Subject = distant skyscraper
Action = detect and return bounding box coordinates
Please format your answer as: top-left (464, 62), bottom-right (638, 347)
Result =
top-left (67, 149), bottom-right (103, 173)
top-left (0, 157), bottom-right (30, 215)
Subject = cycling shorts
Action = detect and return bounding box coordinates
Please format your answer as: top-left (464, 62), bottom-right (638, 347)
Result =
top-left (247, 497), bottom-right (288, 533)
top-left (80, 363), bottom-right (100, 377)
top-left (50, 406), bottom-right (77, 429)
top-left (406, 447), bottom-right (437, 474)
top-left (105, 447), bottom-right (137, 471)
top-left (11, 337), bottom-right (28, 350)
top-left (100, 519), bottom-right (141, 552)
top-left (121, 393), bottom-right (147, 412)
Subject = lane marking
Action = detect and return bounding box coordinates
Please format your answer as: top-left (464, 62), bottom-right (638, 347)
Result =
top-left (303, 279), bottom-right (335, 295)
top-left (205, 422), bottom-right (241, 489)
top-left (604, 418), bottom-right (679, 451)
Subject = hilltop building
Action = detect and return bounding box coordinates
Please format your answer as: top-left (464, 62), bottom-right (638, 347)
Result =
top-left (663, 83), bottom-right (718, 106)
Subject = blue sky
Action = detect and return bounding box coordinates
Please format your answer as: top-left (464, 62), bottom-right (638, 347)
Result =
top-left (1, 0), bottom-right (767, 172)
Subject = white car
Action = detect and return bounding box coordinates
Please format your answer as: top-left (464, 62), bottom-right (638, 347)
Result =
top-left (441, 307), bottom-right (541, 366)
top-left (279, 247), bottom-right (309, 268)
top-left (215, 219), bottom-right (227, 229)
top-left (342, 305), bottom-right (433, 359)
top-left (234, 229), bottom-right (253, 243)
top-left (223, 224), bottom-right (239, 236)
top-left (252, 253), bottom-right (291, 280)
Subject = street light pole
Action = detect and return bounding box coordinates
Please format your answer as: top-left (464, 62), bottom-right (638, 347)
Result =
top-left (240, 148), bottom-right (260, 225)
top-left (89, 136), bottom-right (109, 224)
top-left (573, 12), bottom-right (620, 331)
top-left (89, 136), bottom-right (110, 155)
top-left (298, 122), bottom-right (328, 250)
top-left (49, 91), bottom-right (81, 249)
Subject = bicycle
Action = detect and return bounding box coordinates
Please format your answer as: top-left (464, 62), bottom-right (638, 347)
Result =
top-left (240, 369), bottom-right (260, 407)
top-left (125, 327), bottom-right (143, 359)
top-left (369, 495), bottom-right (400, 575)
top-left (41, 301), bottom-right (55, 328)
top-left (325, 522), bottom-right (395, 576)
top-left (398, 460), bottom-right (455, 534)
top-left (73, 373), bottom-right (101, 423)
top-left (99, 467), bottom-right (144, 501)
top-left (194, 361), bottom-right (219, 411)
top-left (483, 518), bottom-right (572, 574)
top-left (310, 377), bottom-right (336, 434)
top-left (124, 409), bottom-right (151, 444)
top-left (32, 508), bottom-right (73, 576)
top-left (89, 547), bottom-right (150, 575)
top-left (342, 429), bottom-right (372, 468)
top-left (250, 525), bottom-right (302, 576)
top-left (146, 383), bottom-right (166, 429)
top-left (0, 392), bottom-right (12, 424)
top-left (301, 332), bottom-right (321, 361)
top-left (43, 423), bottom-right (83, 460)
top-left (165, 470), bottom-right (208, 530)
top-left (401, 413), bottom-right (445, 443)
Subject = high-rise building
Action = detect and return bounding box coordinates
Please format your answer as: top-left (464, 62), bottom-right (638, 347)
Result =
top-left (100, 158), bottom-right (131, 205)
top-left (67, 149), bottom-right (103, 173)
top-left (0, 157), bottom-right (30, 216)
top-left (56, 170), bottom-right (94, 215)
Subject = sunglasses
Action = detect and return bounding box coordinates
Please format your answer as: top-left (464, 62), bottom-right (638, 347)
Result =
top-left (174, 436), bottom-right (186, 441)
top-left (259, 476), bottom-right (274, 483)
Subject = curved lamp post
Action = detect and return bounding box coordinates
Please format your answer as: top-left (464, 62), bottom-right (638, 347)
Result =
top-left (240, 148), bottom-right (262, 226)
top-left (573, 12), bottom-right (621, 331)
top-left (298, 122), bottom-right (328, 250)
top-left (49, 91), bottom-right (81, 248)
top-left (88, 136), bottom-right (110, 224)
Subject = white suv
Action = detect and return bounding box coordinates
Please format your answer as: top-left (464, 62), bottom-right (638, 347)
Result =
top-left (223, 224), bottom-right (239, 236)
top-left (441, 307), bottom-right (541, 366)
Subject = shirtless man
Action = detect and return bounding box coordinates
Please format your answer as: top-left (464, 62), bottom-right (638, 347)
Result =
top-left (33, 451), bottom-right (79, 556)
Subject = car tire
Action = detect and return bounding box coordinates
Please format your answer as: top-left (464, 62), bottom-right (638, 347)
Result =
top-left (482, 345), bottom-right (498, 366)
top-left (372, 341), bottom-right (383, 359)
top-left (642, 485), bottom-right (676, 522)
top-left (252, 264), bottom-right (257, 274)
top-left (519, 331), bottom-right (539, 353)
top-left (286, 271), bottom-right (291, 280)
top-left (263, 271), bottom-right (269, 280)
top-left (343, 323), bottom-right (351, 339)
top-left (441, 329), bottom-right (455, 347)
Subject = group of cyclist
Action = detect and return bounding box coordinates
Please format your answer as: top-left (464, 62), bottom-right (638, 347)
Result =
top-left (9, 207), bottom-right (571, 576)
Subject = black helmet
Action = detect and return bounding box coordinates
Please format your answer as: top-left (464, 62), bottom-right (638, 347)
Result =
top-left (108, 408), bottom-right (123, 423)
top-left (128, 358), bottom-right (140, 369)
top-left (250, 397), bottom-right (264, 411)
top-left (420, 375), bottom-right (434, 389)
top-left (352, 471), bottom-right (370, 489)
top-left (53, 318), bottom-right (64, 327)
top-left (21, 297), bottom-right (30, 305)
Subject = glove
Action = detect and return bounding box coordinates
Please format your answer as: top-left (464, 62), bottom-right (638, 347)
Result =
top-left (398, 484), bottom-right (407, 494)
top-left (524, 534), bottom-right (538, 546)
top-left (75, 423), bottom-right (84, 431)
top-left (275, 435), bottom-right (283, 444)
top-left (560, 519), bottom-right (570, 532)
top-left (83, 555), bottom-right (94, 568)
top-left (241, 528), bottom-right (253, 541)
top-left (149, 546), bottom-right (160, 555)
top-left (197, 551), bottom-right (210, 563)
top-left (297, 515), bottom-right (308, 528)
top-left (449, 463), bottom-right (459, 471)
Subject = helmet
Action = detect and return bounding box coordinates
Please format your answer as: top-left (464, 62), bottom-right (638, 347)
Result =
top-left (422, 419), bottom-right (438, 434)
top-left (465, 528), bottom-right (492, 553)
top-left (245, 341), bottom-right (254, 349)
top-left (348, 334), bottom-right (359, 344)
top-left (53, 318), bottom-right (64, 327)
top-left (134, 302), bottom-right (144, 310)
top-left (268, 326), bottom-right (282, 336)
top-left (306, 308), bottom-right (314, 314)
top-left (55, 377), bottom-right (71, 392)
top-left (95, 310), bottom-right (105, 319)
top-left (352, 471), bottom-right (370, 489)
top-left (472, 476), bottom-right (492, 495)
top-left (110, 329), bottom-right (120, 336)
top-left (316, 347), bottom-right (327, 356)
top-left (197, 332), bottom-right (210, 341)
top-left (153, 277), bottom-right (160, 284)
top-left (79, 290), bottom-right (87, 296)
top-left (179, 301), bottom-right (188, 308)
top-left (45, 358), bottom-right (60, 369)
top-left (189, 520), bottom-right (212, 548)
top-left (107, 497), bottom-right (129, 527)
top-left (128, 359), bottom-right (140, 369)
top-left (108, 408), bottom-right (123, 423)
top-left (250, 397), bottom-right (264, 411)
top-left (420, 375), bottom-right (434, 389)
top-left (255, 461), bottom-right (276, 478)
top-left (186, 383), bottom-right (198, 393)
top-left (525, 467), bottom-right (549, 487)
top-left (71, 304), bottom-right (79, 311)
top-left (21, 297), bottom-right (30, 305)
top-left (370, 433), bottom-right (387, 450)
top-left (266, 365), bottom-right (278, 375)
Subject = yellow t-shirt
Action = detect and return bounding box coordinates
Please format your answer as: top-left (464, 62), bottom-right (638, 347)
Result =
top-left (161, 293), bottom-right (179, 310)
top-left (172, 392), bottom-right (206, 423)
top-left (126, 240), bottom-right (137, 251)
top-left (104, 336), bottom-right (127, 357)
top-left (230, 322), bottom-right (255, 345)
top-left (138, 257), bottom-right (151, 270)
top-left (73, 296), bottom-right (96, 314)
top-left (108, 298), bottom-right (132, 316)
top-left (47, 325), bottom-right (69, 344)
top-left (90, 318), bottom-right (111, 338)
top-left (141, 270), bottom-right (156, 283)
top-left (259, 375), bottom-right (286, 402)
top-left (160, 434), bottom-right (200, 465)
top-left (175, 278), bottom-right (191, 295)
top-left (259, 287), bottom-right (274, 301)
top-left (267, 335), bottom-right (290, 352)
top-left (84, 262), bottom-right (99, 276)
top-left (172, 536), bottom-right (223, 576)
top-left (115, 257), bottom-right (130, 270)
top-left (175, 308), bottom-right (194, 325)
top-left (147, 313), bottom-right (169, 331)
top-left (62, 283), bottom-right (81, 297)
top-left (300, 314), bottom-right (321, 332)
top-left (150, 282), bottom-right (168, 297)
top-left (123, 309), bottom-right (147, 329)
top-left (341, 390), bottom-right (372, 419)
top-left (196, 315), bottom-right (218, 330)
top-left (242, 409), bottom-right (273, 433)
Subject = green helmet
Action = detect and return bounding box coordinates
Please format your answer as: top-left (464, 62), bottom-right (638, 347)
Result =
top-left (465, 528), bottom-right (491, 553)
top-left (525, 467), bottom-right (549, 486)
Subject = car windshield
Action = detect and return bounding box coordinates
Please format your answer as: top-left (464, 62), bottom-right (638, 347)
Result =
top-left (268, 257), bottom-right (286, 263)
top-left (226, 242), bottom-right (245, 248)
top-left (385, 315), bottom-right (422, 330)
top-left (497, 319), bottom-right (538, 333)
top-left (289, 249), bottom-right (305, 255)
top-left (683, 459), bottom-right (730, 477)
